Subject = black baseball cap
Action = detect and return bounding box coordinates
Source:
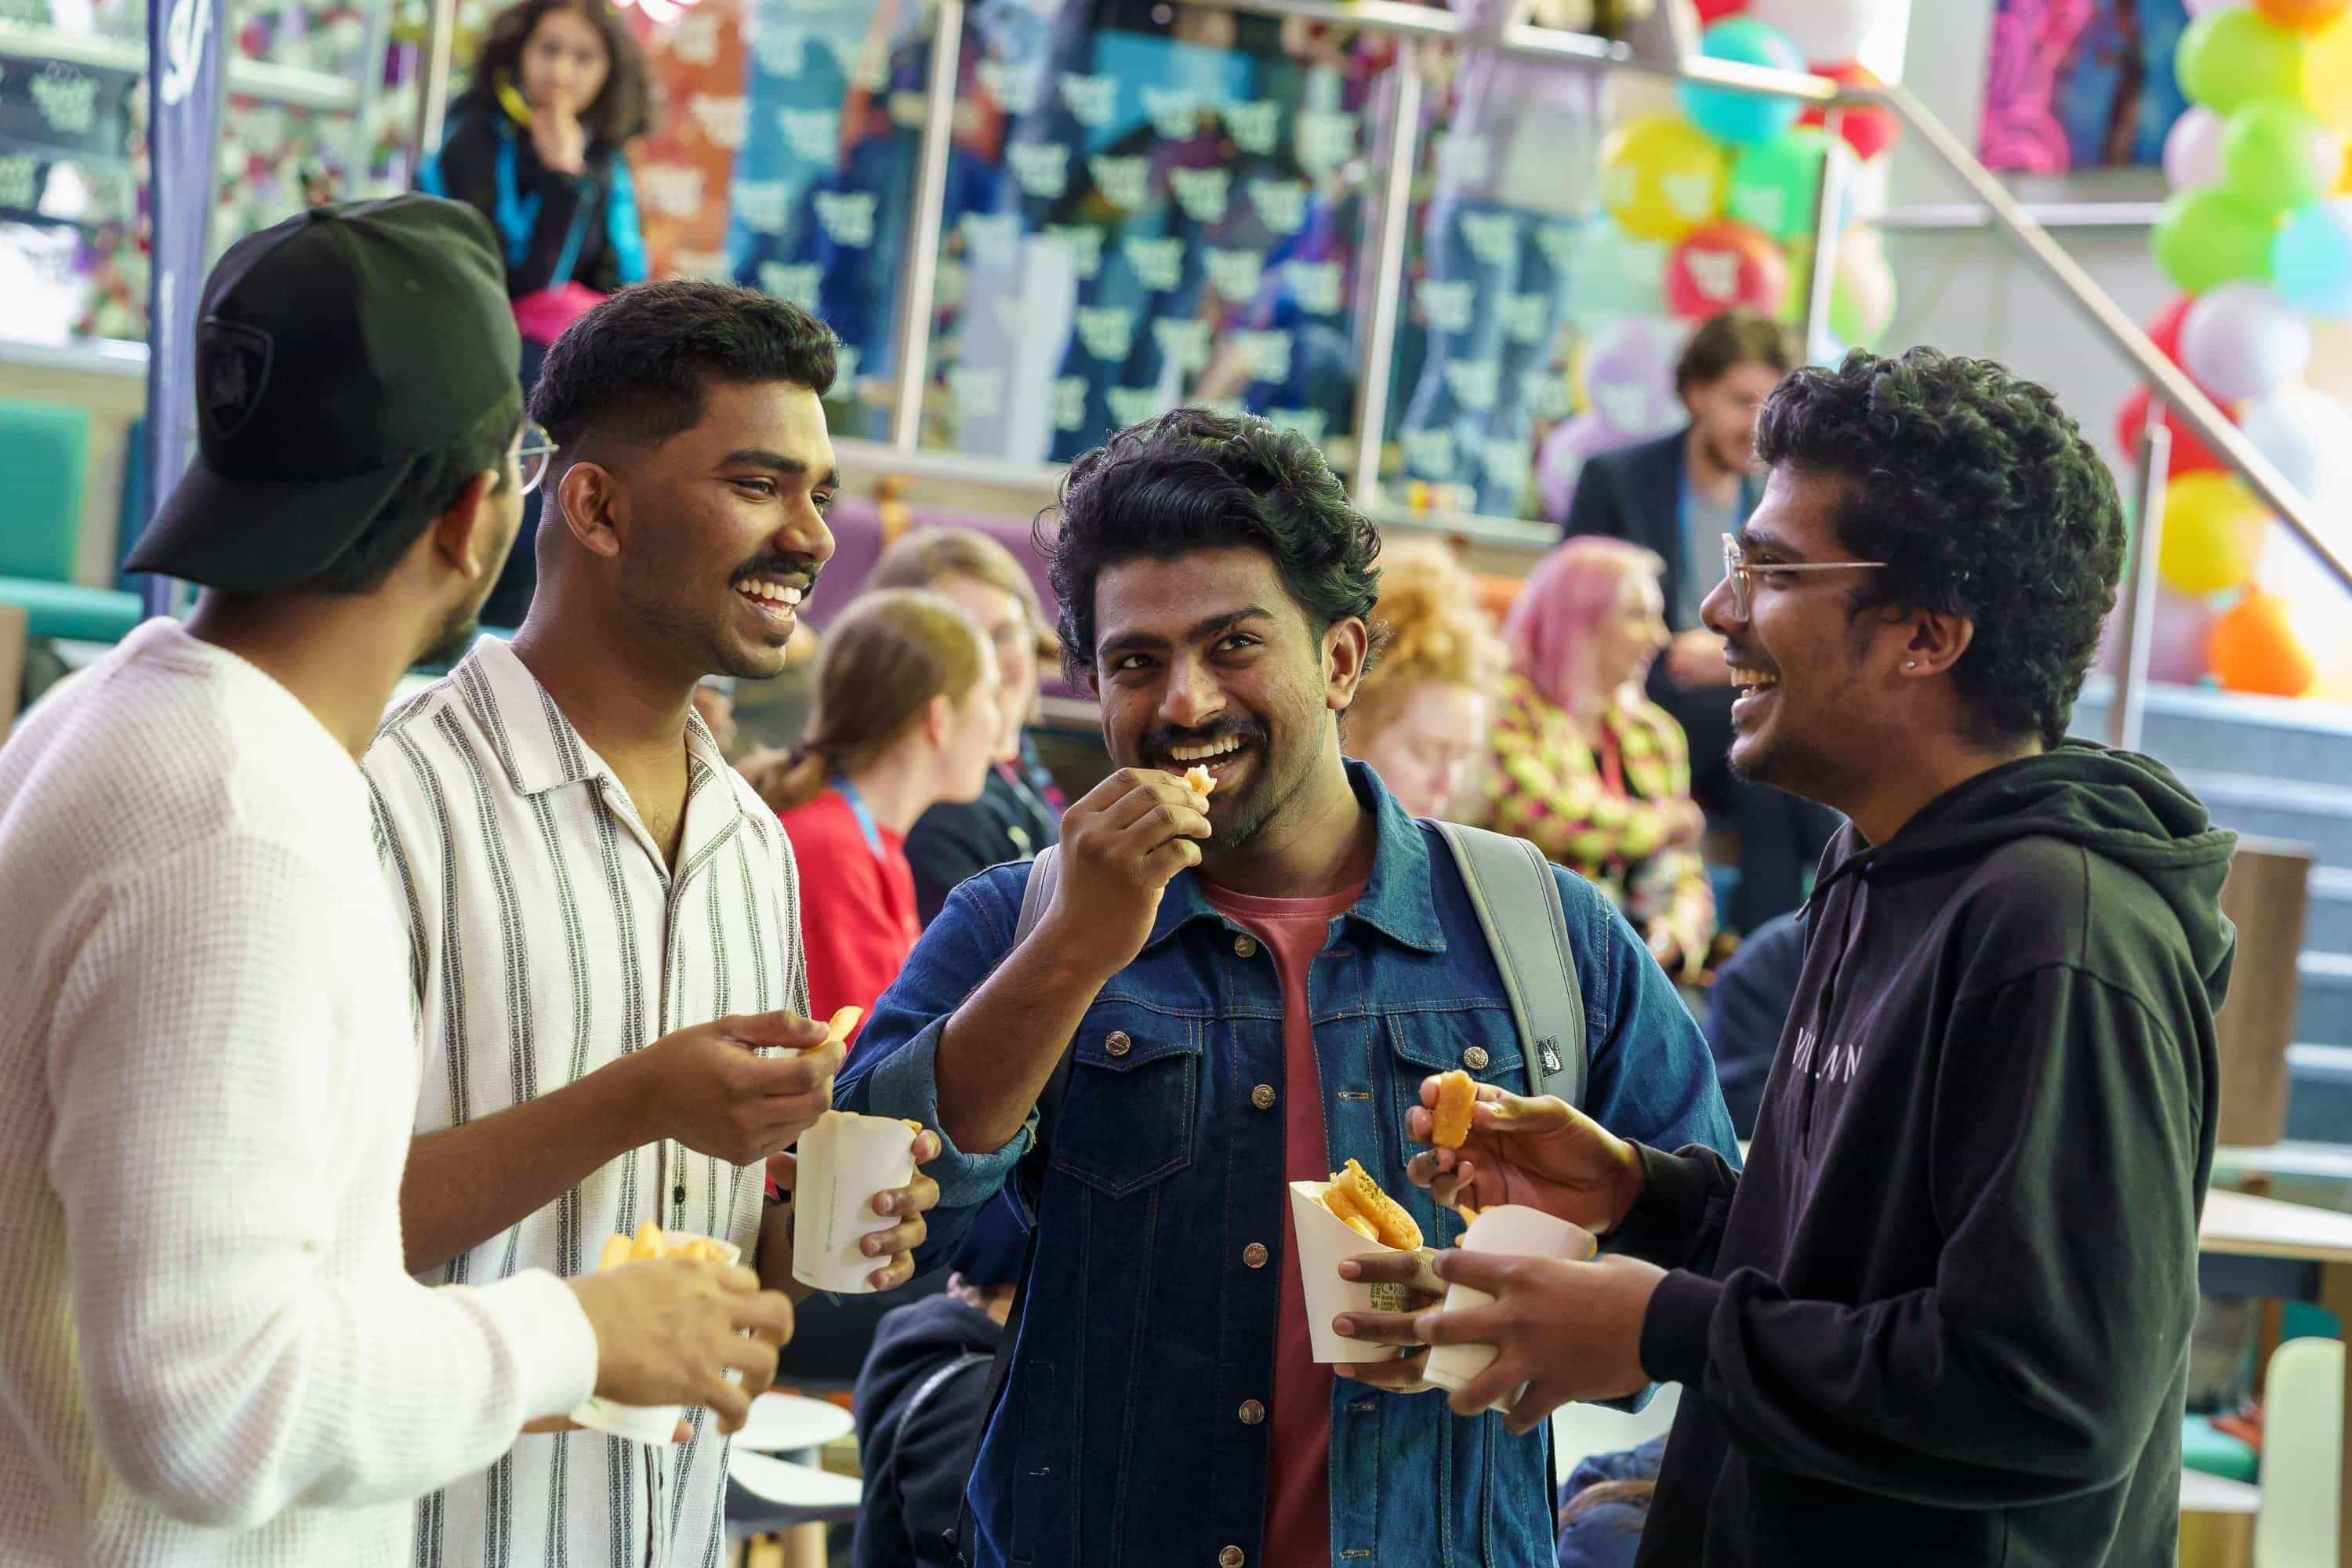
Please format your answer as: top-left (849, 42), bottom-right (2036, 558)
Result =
top-left (128, 194), bottom-right (522, 592)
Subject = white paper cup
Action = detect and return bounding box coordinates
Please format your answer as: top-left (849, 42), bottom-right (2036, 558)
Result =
top-left (567, 1234), bottom-right (742, 1443)
top-left (1288, 1180), bottom-right (1421, 1363)
top-left (1423, 1205), bottom-right (1596, 1413)
top-left (791, 1110), bottom-right (918, 1295)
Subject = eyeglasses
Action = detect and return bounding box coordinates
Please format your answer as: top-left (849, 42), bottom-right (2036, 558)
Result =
top-left (519, 423), bottom-right (557, 496)
top-left (1720, 533), bottom-right (1888, 621)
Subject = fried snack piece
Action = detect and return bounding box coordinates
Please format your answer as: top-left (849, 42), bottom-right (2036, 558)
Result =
top-left (1183, 764), bottom-right (1215, 797)
top-left (900, 1119), bottom-right (925, 1134)
top-left (1316, 1180), bottom-right (1381, 1242)
top-left (823, 1005), bottom-right (863, 1046)
top-left (597, 1232), bottom-right (634, 1272)
top-left (630, 1221), bottom-right (667, 1261)
top-left (1431, 1069), bottom-right (1477, 1149)
top-left (1321, 1157), bottom-right (1422, 1250)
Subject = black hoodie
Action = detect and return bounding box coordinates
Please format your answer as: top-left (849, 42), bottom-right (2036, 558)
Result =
top-left (851, 1293), bottom-right (1004, 1568)
top-left (1613, 743), bottom-right (2236, 1568)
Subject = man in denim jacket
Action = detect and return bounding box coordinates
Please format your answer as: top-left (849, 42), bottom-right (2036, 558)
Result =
top-left (835, 408), bottom-right (1735, 1568)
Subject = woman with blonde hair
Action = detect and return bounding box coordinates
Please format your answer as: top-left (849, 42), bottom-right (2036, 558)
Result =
top-left (744, 590), bottom-right (1003, 1047)
top-left (864, 527), bottom-right (1068, 923)
top-left (1483, 535), bottom-right (1714, 981)
top-left (1343, 541), bottom-right (1506, 820)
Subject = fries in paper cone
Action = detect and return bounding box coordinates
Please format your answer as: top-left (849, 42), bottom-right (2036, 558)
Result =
top-left (1315, 1158), bottom-right (1423, 1250)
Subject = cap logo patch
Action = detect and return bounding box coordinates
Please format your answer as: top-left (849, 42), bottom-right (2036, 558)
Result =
top-left (198, 318), bottom-right (272, 439)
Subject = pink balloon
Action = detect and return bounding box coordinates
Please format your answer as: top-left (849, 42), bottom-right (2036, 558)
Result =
top-left (2099, 590), bottom-right (2220, 687)
top-left (1578, 317), bottom-right (1689, 444)
top-left (2163, 106), bottom-right (2226, 191)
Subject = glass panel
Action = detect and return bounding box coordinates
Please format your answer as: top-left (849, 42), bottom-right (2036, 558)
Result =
top-left (913, 0), bottom-right (1400, 466)
top-left (0, 24), bottom-right (141, 342)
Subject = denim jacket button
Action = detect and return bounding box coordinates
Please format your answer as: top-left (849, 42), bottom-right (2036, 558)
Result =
top-left (1462, 1045), bottom-right (1490, 1070)
top-left (1250, 1083), bottom-right (1276, 1110)
top-left (1238, 1399), bottom-right (1265, 1425)
top-left (1105, 1030), bottom-right (1131, 1057)
top-left (1219, 1549), bottom-right (1245, 1568)
top-left (1232, 934), bottom-right (1259, 959)
top-left (1243, 1243), bottom-right (1269, 1269)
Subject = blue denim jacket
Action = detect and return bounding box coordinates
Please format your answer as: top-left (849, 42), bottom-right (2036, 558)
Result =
top-left (837, 764), bottom-right (1735, 1568)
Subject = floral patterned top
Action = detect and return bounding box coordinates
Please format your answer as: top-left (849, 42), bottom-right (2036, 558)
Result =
top-left (1479, 673), bottom-right (1715, 981)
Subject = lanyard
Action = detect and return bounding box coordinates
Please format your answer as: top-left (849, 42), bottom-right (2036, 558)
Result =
top-left (832, 776), bottom-right (889, 864)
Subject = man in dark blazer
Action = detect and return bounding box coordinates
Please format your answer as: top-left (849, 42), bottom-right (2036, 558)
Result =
top-left (1562, 309), bottom-right (1835, 931)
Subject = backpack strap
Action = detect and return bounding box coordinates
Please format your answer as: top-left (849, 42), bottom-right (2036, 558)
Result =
top-left (1432, 822), bottom-right (1588, 1109)
top-left (954, 848), bottom-right (1073, 1565)
top-left (873, 1348), bottom-right (993, 1565)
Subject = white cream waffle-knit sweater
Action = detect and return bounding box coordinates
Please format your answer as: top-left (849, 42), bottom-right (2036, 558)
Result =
top-left (0, 620), bottom-right (598, 1566)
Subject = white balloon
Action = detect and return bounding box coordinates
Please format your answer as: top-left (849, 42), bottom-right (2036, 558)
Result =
top-left (2181, 282), bottom-right (2317, 404)
top-left (2163, 107), bottom-right (2225, 193)
top-left (2240, 384), bottom-right (2352, 509)
top-left (1744, 0), bottom-right (1888, 65)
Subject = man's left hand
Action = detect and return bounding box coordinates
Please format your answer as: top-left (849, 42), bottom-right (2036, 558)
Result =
top-left (1334, 1250), bottom-right (1665, 1434)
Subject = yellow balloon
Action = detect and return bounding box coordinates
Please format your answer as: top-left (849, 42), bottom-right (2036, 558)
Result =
top-left (2159, 471), bottom-right (2270, 595)
top-left (1602, 115), bottom-right (1730, 244)
top-left (2307, 16), bottom-right (2352, 130)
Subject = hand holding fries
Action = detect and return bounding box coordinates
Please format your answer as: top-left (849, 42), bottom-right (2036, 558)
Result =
top-left (564, 1246), bottom-right (795, 1435)
top-left (1030, 768), bottom-right (1214, 981)
top-left (1403, 1077), bottom-right (1644, 1237)
top-left (623, 1009), bottom-right (844, 1166)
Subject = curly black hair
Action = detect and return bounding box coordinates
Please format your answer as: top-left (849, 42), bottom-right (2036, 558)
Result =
top-left (1754, 347), bottom-right (2125, 750)
top-left (466, 0), bottom-right (651, 150)
top-left (1041, 407), bottom-right (1381, 684)
top-left (532, 280), bottom-right (837, 452)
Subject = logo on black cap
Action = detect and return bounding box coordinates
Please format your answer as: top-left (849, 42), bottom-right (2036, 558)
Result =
top-left (198, 317), bottom-right (273, 439)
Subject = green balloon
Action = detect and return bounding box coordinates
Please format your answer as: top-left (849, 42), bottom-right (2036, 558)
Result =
top-left (2223, 98), bottom-right (2338, 212)
top-left (2177, 9), bottom-right (2306, 113)
top-left (2154, 187), bottom-right (2282, 292)
top-left (1726, 129), bottom-right (1829, 245)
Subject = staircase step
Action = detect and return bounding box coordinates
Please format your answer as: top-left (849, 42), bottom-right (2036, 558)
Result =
top-left (2074, 681), bottom-right (2352, 789)
top-left (2296, 955), bottom-right (2352, 1045)
top-left (2308, 869), bottom-right (2352, 956)
top-left (2180, 770), bottom-right (2351, 868)
top-left (2286, 1043), bottom-right (2352, 1144)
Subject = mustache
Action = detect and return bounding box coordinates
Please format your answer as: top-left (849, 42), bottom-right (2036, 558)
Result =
top-left (1139, 717), bottom-right (1268, 767)
top-left (1722, 642), bottom-right (1778, 676)
top-left (731, 553), bottom-right (824, 592)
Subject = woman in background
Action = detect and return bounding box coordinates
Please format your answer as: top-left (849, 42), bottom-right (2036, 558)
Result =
top-left (865, 528), bottom-right (1068, 924)
top-left (1482, 535), bottom-right (1714, 982)
top-left (1343, 540), bottom-right (1504, 820)
top-left (421, 0), bottom-right (651, 623)
top-left (743, 591), bottom-right (1003, 1049)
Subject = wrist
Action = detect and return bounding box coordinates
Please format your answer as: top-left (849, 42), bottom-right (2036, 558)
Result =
top-left (1603, 1134), bottom-right (1645, 1235)
top-left (588, 1051), bottom-right (663, 1156)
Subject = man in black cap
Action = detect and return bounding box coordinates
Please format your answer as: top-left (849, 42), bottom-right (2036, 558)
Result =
top-left (0, 195), bottom-right (797, 1568)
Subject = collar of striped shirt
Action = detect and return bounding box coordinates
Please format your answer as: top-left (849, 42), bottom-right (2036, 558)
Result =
top-left (365, 633), bottom-right (809, 1568)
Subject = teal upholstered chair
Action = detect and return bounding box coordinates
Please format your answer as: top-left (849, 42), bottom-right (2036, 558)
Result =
top-left (0, 397), bottom-right (142, 643)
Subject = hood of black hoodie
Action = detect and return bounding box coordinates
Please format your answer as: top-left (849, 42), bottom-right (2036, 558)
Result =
top-left (852, 1291), bottom-right (1004, 1450)
top-left (1812, 741), bottom-right (2238, 1008)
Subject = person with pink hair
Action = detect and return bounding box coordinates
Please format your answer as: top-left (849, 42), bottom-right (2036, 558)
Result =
top-left (1481, 535), bottom-right (1715, 980)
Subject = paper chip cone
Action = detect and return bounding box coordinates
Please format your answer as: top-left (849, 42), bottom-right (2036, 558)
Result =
top-left (1289, 1180), bottom-right (1417, 1363)
top-left (1424, 1205), bottom-right (1595, 1412)
top-left (568, 1233), bottom-right (741, 1442)
top-left (792, 1111), bottom-right (917, 1294)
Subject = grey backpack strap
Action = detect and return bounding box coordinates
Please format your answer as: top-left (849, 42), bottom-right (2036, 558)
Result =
top-left (1433, 822), bottom-right (1588, 1109)
top-left (1013, 844), bottom-right (1060, 943)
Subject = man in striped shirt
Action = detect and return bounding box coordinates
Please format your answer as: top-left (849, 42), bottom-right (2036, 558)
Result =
top-left (367, 281), bottom-right (940, 1568)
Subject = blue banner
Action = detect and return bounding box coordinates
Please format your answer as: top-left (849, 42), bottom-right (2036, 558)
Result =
top-left (140, 0), bottom-right (227, 616)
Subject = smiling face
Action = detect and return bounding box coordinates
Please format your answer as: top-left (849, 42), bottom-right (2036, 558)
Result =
top-left (593, 379), bottom-right (838, 681)
top-left (1354, 681), bottom-right (1489, 819)
top-left (1683, 359), bottom-right (1782, 477)
top-left (520, 4), bottom-right (610, 114)
top-left (1702, 465), bottom-right (1903, 804)
top-left (1093, 546), bottom-right (1365, 853)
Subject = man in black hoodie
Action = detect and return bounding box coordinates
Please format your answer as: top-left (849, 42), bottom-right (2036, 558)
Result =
top-left (1340, 347), bottom-right (2236, 1567)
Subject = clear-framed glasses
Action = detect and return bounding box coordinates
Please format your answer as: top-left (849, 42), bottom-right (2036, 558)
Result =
top-left (519, 422), bottom-right (557, 496)
top-left (1721, 533), bottom-right (1889, 621)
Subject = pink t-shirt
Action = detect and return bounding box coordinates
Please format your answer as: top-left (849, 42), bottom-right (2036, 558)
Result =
top-left (1203, 877), bottom-right (1367, 1568)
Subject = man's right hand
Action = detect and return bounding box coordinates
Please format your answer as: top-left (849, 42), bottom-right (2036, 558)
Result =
top-left (622, 1011), bottom-right (843, 1165)
top-left (1033, 768), bottom-right (1212, 978)
top-left (568, 1259), bottom-right (793, 1432)
top-left (1404, 1080), bottom-right (1644, 1236)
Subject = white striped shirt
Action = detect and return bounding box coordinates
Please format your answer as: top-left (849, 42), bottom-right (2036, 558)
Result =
top-left (365, 636), bottom-right (808, 1568)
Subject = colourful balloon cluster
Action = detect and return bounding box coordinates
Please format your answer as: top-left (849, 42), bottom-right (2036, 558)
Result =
top-left (1544, 0), bottom-right (1900, 512)
top-left (2125, 0), bottom-right (2352, 699)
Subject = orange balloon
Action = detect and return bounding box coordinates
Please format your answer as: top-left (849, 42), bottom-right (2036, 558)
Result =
top-left (2259, 0), bottom-right (2350, 30)
top-left (2209, 590), bottom-right (2318, 695)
